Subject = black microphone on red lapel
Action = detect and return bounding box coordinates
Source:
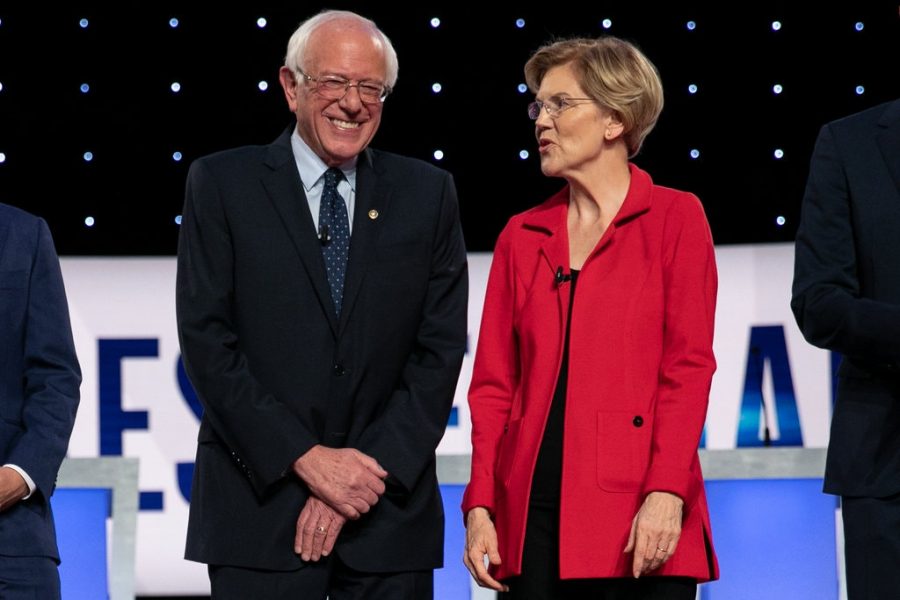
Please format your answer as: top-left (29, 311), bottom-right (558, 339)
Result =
top-left (318, 224), bottom-right (331, 246)
top-left (555, 266), bottom-right (571, 286)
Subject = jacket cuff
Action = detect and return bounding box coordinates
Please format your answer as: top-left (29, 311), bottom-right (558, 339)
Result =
top-left (642, 463), bottom-right (700, 506)
top-left (461, 477), bottom-right (495, 525)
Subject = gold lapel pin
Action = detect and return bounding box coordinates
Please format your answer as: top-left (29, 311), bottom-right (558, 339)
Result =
top-left (368, 209), bottom-right (379, 220)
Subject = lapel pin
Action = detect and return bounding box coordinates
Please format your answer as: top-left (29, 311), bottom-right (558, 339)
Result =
top-left (368, 209), bottom-right (379, 220)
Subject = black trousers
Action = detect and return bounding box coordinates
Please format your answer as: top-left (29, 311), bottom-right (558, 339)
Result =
top-left (501, 504), bottom-right (697, 600)
top-left (0, 555), bottom-right (61, 599)
top-left (842, 494), bottom-right (900, 600)
top-left (209, 554), bottom-right (433, 600)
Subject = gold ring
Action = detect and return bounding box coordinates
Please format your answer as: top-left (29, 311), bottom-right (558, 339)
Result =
top-left (316, 525), bottom-right (326, 533)
top-left (656, 546), bottom-right (667, 553)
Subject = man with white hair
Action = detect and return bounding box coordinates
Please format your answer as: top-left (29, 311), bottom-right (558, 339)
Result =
top-left (176, 10), bottom-right (467, 599)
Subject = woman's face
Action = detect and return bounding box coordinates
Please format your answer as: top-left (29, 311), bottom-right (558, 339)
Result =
top-left (534, 63), bottom-right (616, 179)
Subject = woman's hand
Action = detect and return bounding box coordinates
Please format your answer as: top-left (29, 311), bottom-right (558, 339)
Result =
top-left (624, 491), bottom-right (684, 578)
top-left (463, 507), bottom-right (509, 592)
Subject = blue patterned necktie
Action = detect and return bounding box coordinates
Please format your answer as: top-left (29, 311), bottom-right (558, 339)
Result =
top-left (319, 167), bottom-right (350, 316)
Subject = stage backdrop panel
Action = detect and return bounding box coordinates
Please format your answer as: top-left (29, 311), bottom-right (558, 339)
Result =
top-left (60, 243), bottom-right (832, 595)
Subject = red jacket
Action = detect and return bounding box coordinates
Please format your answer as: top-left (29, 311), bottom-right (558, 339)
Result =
top-left (462, 165), bottom-right (719, 582)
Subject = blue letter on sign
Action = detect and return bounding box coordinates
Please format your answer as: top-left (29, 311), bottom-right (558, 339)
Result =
top-left (737, 325), bottom-right (803, 447)
top-left (176, 356), bottom-right (202, 502)
top-left (98, 339), bottom-right (157, 455)
top-left (98, 339), bottom-right (168, 510)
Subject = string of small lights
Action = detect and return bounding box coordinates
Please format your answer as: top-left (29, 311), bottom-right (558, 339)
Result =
top-left (0, 6), bottom-right (897, 255)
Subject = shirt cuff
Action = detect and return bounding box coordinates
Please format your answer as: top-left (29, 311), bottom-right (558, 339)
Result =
top-left (3, 464), bottom-right (37, 500)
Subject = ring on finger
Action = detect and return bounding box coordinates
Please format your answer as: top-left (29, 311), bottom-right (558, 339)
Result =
top-left (315, 525), bottom-right (327, 534)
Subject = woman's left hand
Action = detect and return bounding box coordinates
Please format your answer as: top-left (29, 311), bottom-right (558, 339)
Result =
top-left (624, 491), bottom-right (684, 578)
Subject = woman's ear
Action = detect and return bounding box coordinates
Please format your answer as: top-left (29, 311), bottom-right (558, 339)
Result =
top-left (605, 114), bottom-right (625, 141)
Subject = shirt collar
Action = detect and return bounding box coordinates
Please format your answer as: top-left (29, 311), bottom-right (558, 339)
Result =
top-left (290, 127), bottom-right (358, 192)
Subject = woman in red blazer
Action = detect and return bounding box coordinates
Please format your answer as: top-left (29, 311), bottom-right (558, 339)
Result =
top-left (462, 36), bottom-right (719, 599)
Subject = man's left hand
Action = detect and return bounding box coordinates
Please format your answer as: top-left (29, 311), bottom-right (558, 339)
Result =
top-left (0, 467), bottom-right (29, 513)
top-left (295, 495), bottom-right (346, 561)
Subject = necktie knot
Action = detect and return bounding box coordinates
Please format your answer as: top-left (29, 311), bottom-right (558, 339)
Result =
top-left (324, 167), bottom-right (343, 191)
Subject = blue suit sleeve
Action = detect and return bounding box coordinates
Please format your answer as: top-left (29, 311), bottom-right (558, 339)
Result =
top-left (7, 219), bottom-right (81, 499)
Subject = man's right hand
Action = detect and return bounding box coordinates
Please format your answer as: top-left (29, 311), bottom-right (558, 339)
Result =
top-left (0, 467), bottom-right (29, 513)
top-left (292, 446), bottom-right (388, 519)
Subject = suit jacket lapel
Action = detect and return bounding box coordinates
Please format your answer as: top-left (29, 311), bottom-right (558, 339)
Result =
top-left (876, 99), bottom-right (900, 197)
top-left (261, 129), bottom-right (339, 336)
top-left (339, 148), bottom-right (389, 333)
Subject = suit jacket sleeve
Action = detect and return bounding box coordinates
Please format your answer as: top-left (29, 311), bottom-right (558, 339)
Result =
top-left (355, 172), bottom-right (468, 494)
top-left (7, 218), bottom-right (80, 499)
top-left (176, 160), bottom-right (318, 496)
top-left (791, 124), bottom-right (900, 362)
top-left (460, 222), bottom-right (518, 517)
top-left (641, 196), bottom-right (717, 506)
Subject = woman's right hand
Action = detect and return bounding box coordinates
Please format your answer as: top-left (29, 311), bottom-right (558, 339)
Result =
top-left (463, 507), bottom-right (509, 592)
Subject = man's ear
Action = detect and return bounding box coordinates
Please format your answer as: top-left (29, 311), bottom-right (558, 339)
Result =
top-left (279, 66), bottom-right (300, 112)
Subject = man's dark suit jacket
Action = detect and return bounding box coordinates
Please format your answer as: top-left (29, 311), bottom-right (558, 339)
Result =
top-left (0, 204), bottom-right (81, 560)
top-left (176, 128), bottom-right (468, 572)
top-left (792, 99), bottom-right (900, 498)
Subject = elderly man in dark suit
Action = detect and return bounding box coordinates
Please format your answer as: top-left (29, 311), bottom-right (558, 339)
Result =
top-left (0, 204), bottom-right (81, 598)
top-left (176, 9), bottom-right (467, 600)
top-left (792, 98), bottom-right (900, 599)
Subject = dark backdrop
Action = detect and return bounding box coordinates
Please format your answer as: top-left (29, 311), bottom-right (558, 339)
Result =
top-left (1, 5), bottom-right (898, 256)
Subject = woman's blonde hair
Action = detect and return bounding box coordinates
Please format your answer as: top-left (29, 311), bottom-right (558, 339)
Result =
top-left (525, 36), bottom-right (663, 157)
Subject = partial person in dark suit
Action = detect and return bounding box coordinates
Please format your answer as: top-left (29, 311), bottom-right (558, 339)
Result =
top-left (0, 204), bottom-right (81, 599)
top-left (792, 98), bottom-right (900, 599)
top-left (176, 9), bottom-right (467, 600)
